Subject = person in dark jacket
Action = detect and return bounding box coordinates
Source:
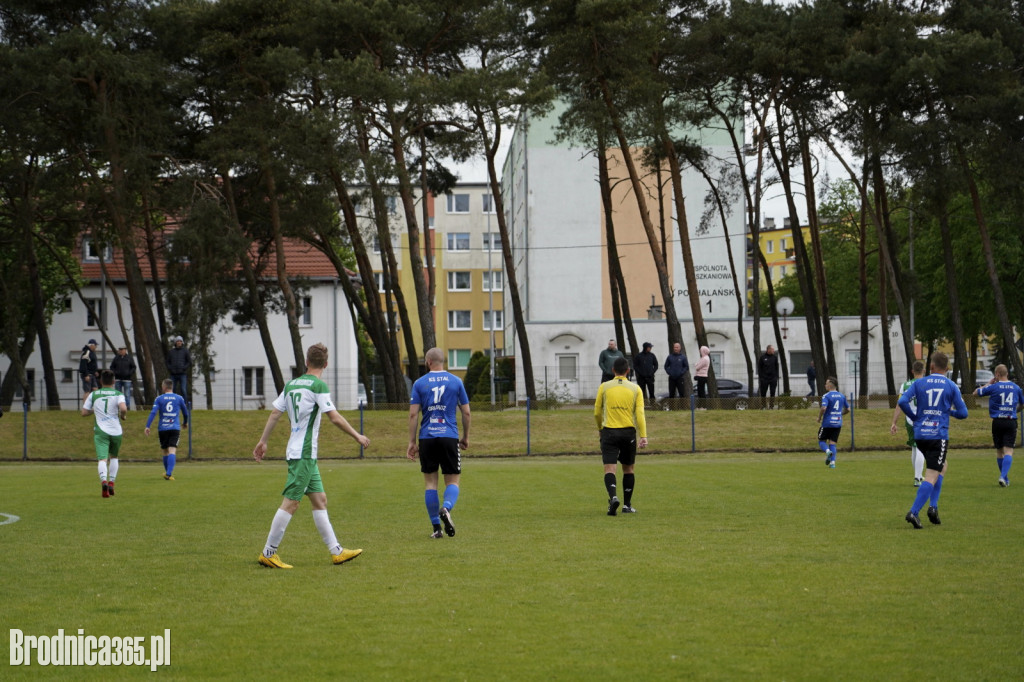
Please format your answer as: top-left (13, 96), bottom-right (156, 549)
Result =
top-left (167, 336), bottom-right (192, 401)
top-left (598, 339), bottom-right (625, 383)
top-left (632, 342), bottom-right (658, 403)
top-left (663, 343), bottom-right (689, 401)
top-left (79, 339), bottom-right (99, 401)
top-left (758, 345), bottom-right (780, 409)
top-left (110, 346), bottom-right (136, 409)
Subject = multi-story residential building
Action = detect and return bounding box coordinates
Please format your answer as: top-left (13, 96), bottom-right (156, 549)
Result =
top-left (362, 183), bottom-right (504, 380)
top-left (500, 104), bottom-right (905, 399)
top-left (747, 218), bottom-right (811, 290)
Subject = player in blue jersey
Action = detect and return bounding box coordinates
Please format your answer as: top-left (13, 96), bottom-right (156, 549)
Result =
top-left (407, 347), bottom-right (471, 539)
top-left (817, 378), bottom-right (849, 468)
top-left (975, 364), bottom-right (1024, 487)
top-left (898, 352), bottom-right (968, 529)
top-left (145, 378), bottom-right (190, 480)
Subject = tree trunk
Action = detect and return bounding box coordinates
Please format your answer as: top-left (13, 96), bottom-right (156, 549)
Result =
top-left (937, 209), bottom-right (969, 382)
top-left (955, 143), bottom-right (1024, 382)
top-left (220, 170), bottom-right (286, 395)
top-left (476, 104), bottom-right (537, 401)
top-left (597, 141), bottom-right (639, 360)
top-left (388, 104), bottom-right (435, 352)
top-left (596, 77), bottom-right (682, 350)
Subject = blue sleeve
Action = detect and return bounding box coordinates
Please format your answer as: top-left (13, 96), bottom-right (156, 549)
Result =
top-left (951, 386), bottom-right (968, 420)
top-left (458, 379), bottom-right (469, 405)
top-left (179, 396), bottom-right (190, 425)
top-left (681, 357), bottom-right (689, 374)
top-left (146, 402), bottom-right (159, 428)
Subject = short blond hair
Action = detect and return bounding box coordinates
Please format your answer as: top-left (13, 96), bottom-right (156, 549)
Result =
top-left (306, 343), bottom-right (329, 369)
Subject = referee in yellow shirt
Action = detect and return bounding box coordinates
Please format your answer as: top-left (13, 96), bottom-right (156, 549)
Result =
top-left (594, 356), bottom-right (648, 515)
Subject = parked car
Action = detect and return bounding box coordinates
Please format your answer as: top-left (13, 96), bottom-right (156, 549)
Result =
top-left (947, 369), bottom-right (994, 390)
top-left (658, 378), bottom-right (751, 410)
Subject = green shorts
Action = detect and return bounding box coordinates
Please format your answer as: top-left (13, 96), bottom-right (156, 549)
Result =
top-left (94, 431), bottom-right (122, 460)
top-left (904, 422), bottom-right (915, 448)
top-left (282, 459), bottom-right (325, 501)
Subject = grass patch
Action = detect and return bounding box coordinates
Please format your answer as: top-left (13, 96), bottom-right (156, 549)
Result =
top-left (0, 405), bottom-right (1011, 461)
top-left (2, 450), bottom-right (1021, 680)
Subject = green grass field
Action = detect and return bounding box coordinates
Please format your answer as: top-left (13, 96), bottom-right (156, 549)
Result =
top-left (3, 449), bottom-right (1021, 680)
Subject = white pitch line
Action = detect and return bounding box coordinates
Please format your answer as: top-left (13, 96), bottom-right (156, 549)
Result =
top-left (0, 513), bottom-right (21, 526)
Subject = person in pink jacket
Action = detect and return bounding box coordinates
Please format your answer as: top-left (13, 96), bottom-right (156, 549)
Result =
top-left (694, 346), bottom-right (711, 406)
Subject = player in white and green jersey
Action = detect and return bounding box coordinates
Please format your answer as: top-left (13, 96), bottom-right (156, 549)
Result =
top-left (252, 343), bottom-right (371, 569)
top-left (81, 369), bottom-right (127, 498)
top-left (890, 360), bottom-right (925, 486)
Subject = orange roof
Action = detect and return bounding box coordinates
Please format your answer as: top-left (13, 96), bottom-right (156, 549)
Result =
top-left (79, 233), bottom-right (348, 283)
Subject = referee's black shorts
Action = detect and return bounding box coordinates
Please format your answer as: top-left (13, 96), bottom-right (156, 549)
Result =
top-left (600, 427), bottom-right (637, 466)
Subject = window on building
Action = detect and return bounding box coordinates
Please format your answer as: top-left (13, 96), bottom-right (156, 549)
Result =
top-left (448, 349), bottom-right (471, 369)
top-left (482, 232), bottom-right (499, 251)
top-left (447, 271), bottom-right (472, 291)
top-left (386, 195), bottom-right (398, 214)
top-left (780, 238), bottom-right (787, 251)
top-left (371, 235), bottom-right (381, 254)
top-left (557, 354), bottom-right (578, 381)
top-left (85, 298), bottom-right (106, 329)
top-left (298, 295), bottom-right (312, 325)
top-left (243, 367), bottom-right (265, 397)
top-left (766, 240), bottom-right (774, 254)
top-left (82, 238), bottom-right (113, 263)
top-left (482, 270), bottom-right (503, 291)
top-left (373, 272), bottom-right (387, 293)
top-left (447, 232), bottom-right (470, 252)
top-left (482, 193), bottom-right (496, 214)
top-left (483, 310), bottom-right (503, 331)
top-left (446, 193), bottom-right (470, 214)
top-left (447, 310), bottom-right (471, 330)
top-left (61, 368), bottom-right (73, 383)
top-left (61, 298), bottom-right (72, 314)
top-left (780, 265), bottom-right (787, 277)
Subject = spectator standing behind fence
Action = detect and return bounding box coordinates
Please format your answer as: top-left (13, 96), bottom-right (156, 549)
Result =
top-left (632, 342), bottom-right (658, 404)
top-left (663, 343), bottom-right (689, 403)
top-left (79, 339), bottom-right (99, 401)
top-left (110, 346), bottom-right (136, 410)
top-left (757, 345), bottom-right (780, 409)
top-left (599, 339), bottom-right (624, 383)
top-left (806, 360), bottom-right (817, 397)
top-left (166, 336), bottom-right (192, 402)
top-left (694, 346), bottom-right (711, 407)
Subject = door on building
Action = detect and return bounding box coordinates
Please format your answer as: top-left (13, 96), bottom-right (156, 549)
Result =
top-left (556, 353), bottom-right (579, 401)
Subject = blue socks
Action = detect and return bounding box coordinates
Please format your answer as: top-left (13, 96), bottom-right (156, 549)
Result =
top-left (911, 481), bottom-right (934, 515)
top-left (819, 441), bottom-right (828, 453)
top-left (1001, 455), bottom-right (1013, 480)
top-left (425, 489), bottom-right (440, 525)
top-left (930, 474), bottom-right (943, 507)
top-left (443, 484), bottom-right (459, 511)
top-left (165, 454), bottom-right (176, 477)
top-left (829, 444), bottom-right (837, 461)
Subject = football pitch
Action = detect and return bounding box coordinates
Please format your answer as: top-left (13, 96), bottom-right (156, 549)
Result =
top-left (3, 451), bottom-right (1021, 680)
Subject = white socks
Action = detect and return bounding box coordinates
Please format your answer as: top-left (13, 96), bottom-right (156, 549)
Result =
top-left (312, 509), bottom-right (342, 555)
top-left (263, 509), bottom-right (293, 558)
top-left (108, 458), bottom-right (119, 482)
top-left (912, 447), bottom-right (925, 480)
top-left (97, 460), bottom-right (108, 482)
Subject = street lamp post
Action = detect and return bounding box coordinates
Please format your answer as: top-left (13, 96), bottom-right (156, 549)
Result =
top-left (776, 296), bottom-right (794, 339)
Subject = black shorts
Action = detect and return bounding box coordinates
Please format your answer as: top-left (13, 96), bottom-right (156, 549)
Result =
top-left (419, 437), bottom-right (461, 475)
top-left (818, 426), bottom-right (841, 443)
top-left (600, 427), bottom-right (637, 466)
top-left (915, 439), bottom-right (948, 473)
top-left (992, 419), bottom-right (1017, 450)
top-left (158, 430), bottom-right (181, 450)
